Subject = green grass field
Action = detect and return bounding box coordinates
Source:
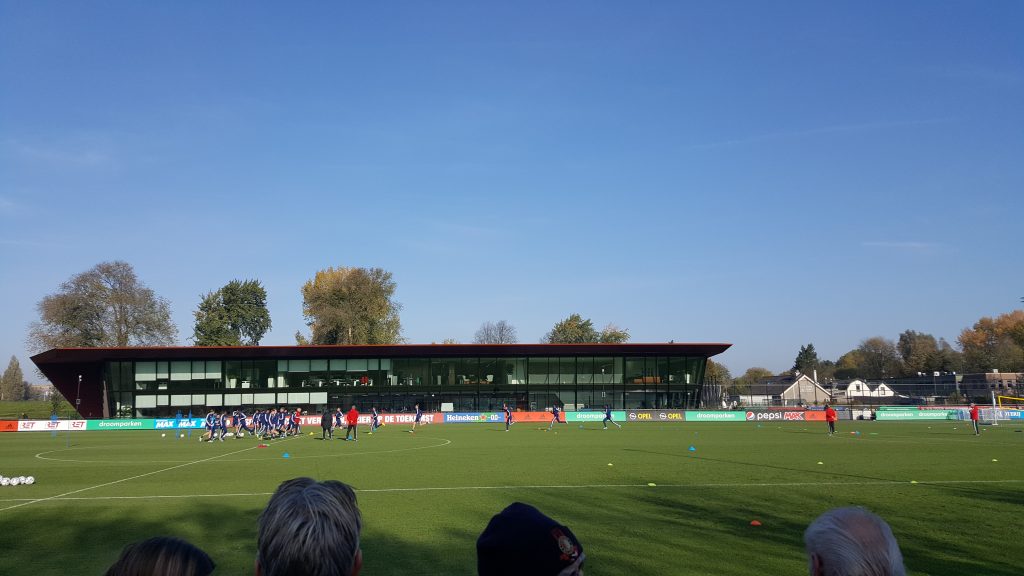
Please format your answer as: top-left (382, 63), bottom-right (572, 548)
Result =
top-left (1, 420), bottom-right (1021, 576)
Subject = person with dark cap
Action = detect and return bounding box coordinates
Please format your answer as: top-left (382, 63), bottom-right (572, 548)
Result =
top-left (477, 502), bottom-right (585, 576)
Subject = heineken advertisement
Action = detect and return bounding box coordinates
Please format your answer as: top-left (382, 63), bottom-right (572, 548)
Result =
top-left (566, 411), bottom-right (626, 422)
top-left (875, 409), bottom-right (957, 421)
top-left (684, 411), bottom-right (747, 422)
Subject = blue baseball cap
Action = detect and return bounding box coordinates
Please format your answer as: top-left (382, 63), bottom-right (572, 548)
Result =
top-left (477, 502), bottom-right (584, 576)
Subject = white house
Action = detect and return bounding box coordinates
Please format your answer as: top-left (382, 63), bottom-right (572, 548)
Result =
top-left (737, 373), bottom-right (832, 406)
top-left (835, 380), bottom-right (895, 399)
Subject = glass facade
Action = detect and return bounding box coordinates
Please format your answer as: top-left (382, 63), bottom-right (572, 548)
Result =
top-left (104, 354), bottom-right (708, 418)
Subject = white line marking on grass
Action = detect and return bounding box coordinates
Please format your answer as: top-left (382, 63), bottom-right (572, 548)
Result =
top-left (2, 437), bottom-right (299, 513)
top-left (33, 437), bottom-right (451, 464)
top-left (1, 478), bottom-right (1019, 504)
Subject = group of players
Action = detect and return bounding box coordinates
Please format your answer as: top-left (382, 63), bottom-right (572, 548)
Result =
top-left (197, 402), bottom-right (621, 442)
top-left (199, 407), bottom-right (307, 442)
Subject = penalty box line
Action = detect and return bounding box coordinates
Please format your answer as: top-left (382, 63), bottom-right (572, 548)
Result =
top-left (0, 478), bottom-right (1020, 504)
top-left (0, 437), bottom-right (299, 513)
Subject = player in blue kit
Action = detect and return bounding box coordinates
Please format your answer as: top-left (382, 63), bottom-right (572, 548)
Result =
top-left (200, 409), bottom-right (216, 442)
top-left (503, 403), bottom-right (514, 432)
top-left (254, 409), bottom-right (266, 437)
top-left (233, 408), bottom-right (253, 439)
top-left (217, 410), bottom-right (228, 441)
top-left (409, 404), bottom-right (423, 433)
top-left (275, 409), bottom-right (287, 437)
top-left (368, 406), bottom-right (381, 435)
top-left (602, 405), bottom-right (621, 429)
top-left (333, 407), bottom-right (344, 438)
top-left (547, 404), bottom-right (565, 431)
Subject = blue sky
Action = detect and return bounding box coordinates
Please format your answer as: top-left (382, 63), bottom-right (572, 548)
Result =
top-left (2, 1), bottom-right (1022, 378)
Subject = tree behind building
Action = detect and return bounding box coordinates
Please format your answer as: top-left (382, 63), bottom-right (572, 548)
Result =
top-left (193, 279), bottom-right (272, 346)
top-left (300, 266), bottom-right (402, 344)
top-left (27, 261), bottom-right (177, 351)
top-left (1, 356), bottom-right (26, 402)
top-left (473, 320), bottom-right (518, 344)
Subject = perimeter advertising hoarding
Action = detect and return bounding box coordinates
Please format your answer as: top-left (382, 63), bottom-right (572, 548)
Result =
top-left (444, 412), bottom-right (560, 424)
top-left (743, 409), bottom-right (827, 422)
top-left (625, 410), bottom-right (686, 422)
top-left (876, 409), bottom-right (957, 421)
top-left (684, 411), bottom-right (747, 422)
top-left (294, 413), bottom-right (441, 426)
top-left (0, 421), bottom-right (17, 432)
top-left (154, 418), bottom-right (205, 429)
top-left (566, 411), bottom-right (626, 422)
top-left (16, 420), bottom-right (88, 431)
top-left (993, 409), bottom-right (1023, 420)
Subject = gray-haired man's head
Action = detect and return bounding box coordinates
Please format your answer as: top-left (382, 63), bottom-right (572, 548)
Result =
top-left (256, 477), bottom-right (362, 576)
top-left (804, 507), bottom-right (905, 576)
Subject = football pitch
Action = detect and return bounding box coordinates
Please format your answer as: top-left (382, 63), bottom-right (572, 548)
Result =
top-left (1, 421), bottom-right (1021, 576)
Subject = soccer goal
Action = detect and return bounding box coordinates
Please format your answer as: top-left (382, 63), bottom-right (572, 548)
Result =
top-left (984, 395), bottom-right (1024, 426)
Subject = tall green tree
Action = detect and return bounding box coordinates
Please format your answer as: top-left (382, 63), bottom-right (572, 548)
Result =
top-left (896, 330), bottom-right (939, 375)
top-left (192, 279), bottom-right (271, 346)
top-left (705, 359), bottom-right (733, 387)
top-left (27, 261), bottom-right (177, 351)
top-left (543, 314), bottom-right (630, 343)
top-left (1, 356), bottom-right (26, 401)
top-left (856, 337), bottom-right (902, 379)
top-left (300, 266), bottom-right (402, 345)
top-left (792, 343), bottom-right (819, 374)
top-left (732, 367), bottom-right (774, 394)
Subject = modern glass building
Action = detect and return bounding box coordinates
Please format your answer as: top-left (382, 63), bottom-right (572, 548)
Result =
top-left (31, 343), bottom-right (730, 419)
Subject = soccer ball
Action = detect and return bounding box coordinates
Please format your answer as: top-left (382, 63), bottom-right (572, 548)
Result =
top-left (161, 433), bottom-right (166, 438)
top-left (180, 434), bottom-right (185, 438)
top-left (0, 477), bottom-right (9, 486)
top-left (24, 476), bottom-right (35, 485)
top-left (9, 477), bottom-right (19, 486)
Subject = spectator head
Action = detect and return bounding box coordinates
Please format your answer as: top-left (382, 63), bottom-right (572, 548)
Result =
top-left (256, 477), bottom-right (362, 576)
top-left (105, 536), bottom-right (214, 576)
top-left (477, 502), bottom-right (585, 576)
top-left (804, 507), bottom-right (905, 576)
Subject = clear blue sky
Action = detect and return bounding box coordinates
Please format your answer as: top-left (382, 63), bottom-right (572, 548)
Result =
top-left (2, 1), bottom-right (1022, 378)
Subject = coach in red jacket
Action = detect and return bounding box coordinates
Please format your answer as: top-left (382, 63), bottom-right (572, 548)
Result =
top-left (824, 404), bottom-right (837, 436)
top-left (969, 403), bottom-right (980, 436)
top-left (345, 405), bottom-right (360, 442)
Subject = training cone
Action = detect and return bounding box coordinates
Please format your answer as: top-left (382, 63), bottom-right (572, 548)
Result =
top-left (817, 461), bottom-right (824, 465)
top-left (910, 480), bottom-right (918, 484)
top-left (688, 445), bottom-right (696, 452)
top-left (992, 459), bottom-right (998, 462)
top-left (648, 482), bottom-right (656, 487)
top-left (283, 453), bottom-right (290, 459)
top-left (608, 463), bottom-right (614, 467)
top-left (750, 520), bottom-right (762, 527)
top-left (309, 432), bottom-right (314, 436)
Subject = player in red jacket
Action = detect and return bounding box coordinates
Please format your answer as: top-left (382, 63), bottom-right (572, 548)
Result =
top-left (344, 405), bottom-right (360, 442)
top-left (824, 404), bottom-right (837, 436)
top-left (969, 403), bottom-right (980, 435)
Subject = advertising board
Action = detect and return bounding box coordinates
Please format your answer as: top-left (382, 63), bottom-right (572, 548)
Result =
top-left (875, 409), bottom-right (957, 421)
top-left (155, 418), bottom-right (205, 429)
top-left (625, 410), bottom-right (686, 422)
top-left (0, 420), bottom-right (17, 432)
top-left (566, 411), bottom-right (626, 422)
top-left (17, 420), bottom-right (87, 431)
top-left (742, 409), bottom-right (827, 422)
top-left (86, 419), bottom-right (155, 431)
top-left (684, 411), bottom-right (746, 422)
